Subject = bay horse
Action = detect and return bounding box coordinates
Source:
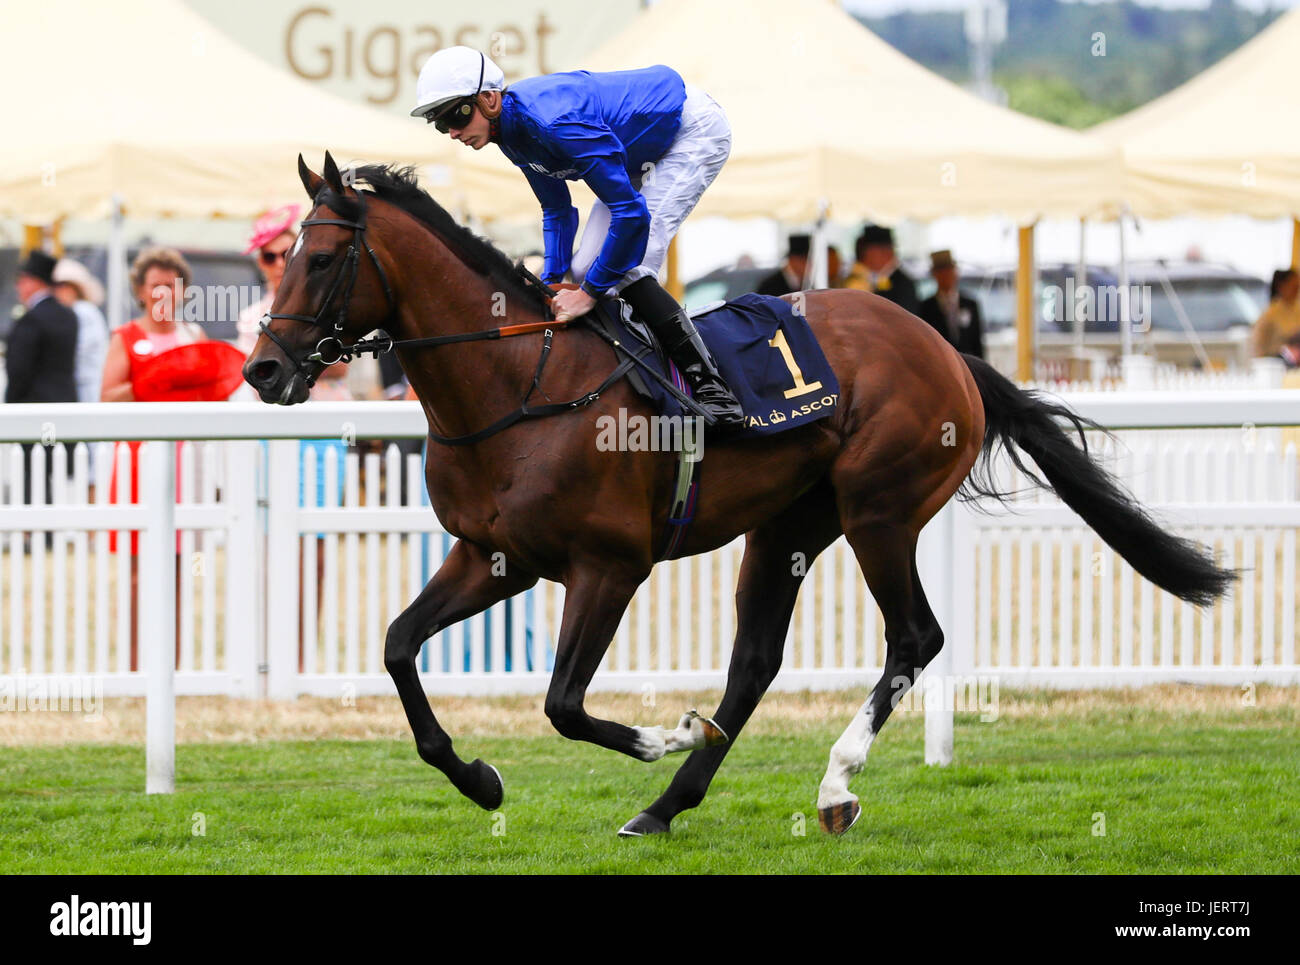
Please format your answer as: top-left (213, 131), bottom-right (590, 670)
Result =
top-left (243, 154), bottom-right (1232, 836)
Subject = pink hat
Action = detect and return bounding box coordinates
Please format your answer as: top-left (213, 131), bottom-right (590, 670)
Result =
top-left (244, 204), bottom-right (301, 254)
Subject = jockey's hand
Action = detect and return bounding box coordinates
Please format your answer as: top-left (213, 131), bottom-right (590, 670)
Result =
top-left (551, 286), bottom-right (597, 321)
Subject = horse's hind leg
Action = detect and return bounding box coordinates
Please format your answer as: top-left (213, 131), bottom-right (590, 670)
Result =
top-left (385, 538), bottom-right (537, 810)
top-left (816, 523), bottom-right (942, 834)
top-left (620, 485), bottom-right (842, 836)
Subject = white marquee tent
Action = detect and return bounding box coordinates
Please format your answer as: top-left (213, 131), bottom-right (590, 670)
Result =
top-left (1094, 7), bottom-right (1300, 222)
top-left (577, 0), bottom-right (1124, 224)
top-left (0, 0), bottom-right (532, 223)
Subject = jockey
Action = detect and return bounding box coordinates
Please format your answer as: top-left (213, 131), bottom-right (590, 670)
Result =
top-left (410, 46), bottom-right (745, 428)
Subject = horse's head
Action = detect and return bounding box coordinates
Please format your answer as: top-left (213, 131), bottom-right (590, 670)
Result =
top-left (243, 152), bottom-right (398, 404)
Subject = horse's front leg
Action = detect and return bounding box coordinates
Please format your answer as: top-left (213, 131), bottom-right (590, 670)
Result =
top-left (544, 564), bottom-right (728, 760)
top-left (385, 538), bottom-right (536, 809)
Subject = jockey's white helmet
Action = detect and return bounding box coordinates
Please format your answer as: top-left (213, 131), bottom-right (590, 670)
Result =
top-left (410, 47), bottom-right (505, 119)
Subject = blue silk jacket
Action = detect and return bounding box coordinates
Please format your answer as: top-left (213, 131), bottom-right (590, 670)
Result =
top-left (495, 65), bottom-right (687, 293)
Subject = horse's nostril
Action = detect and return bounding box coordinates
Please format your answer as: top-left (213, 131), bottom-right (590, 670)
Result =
top-left (251, 359), bottom-right (281, 386)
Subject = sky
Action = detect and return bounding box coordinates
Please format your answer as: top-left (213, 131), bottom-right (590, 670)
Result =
top-left (841, 0), bottom-right (1299, 14)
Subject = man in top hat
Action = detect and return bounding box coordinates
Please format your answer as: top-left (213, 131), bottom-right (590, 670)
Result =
top-left (756, 234), bottom-right (811, 297)
top-left (7, 249), bottom-right (79, 505)
top-left (844, 224), bottom-right (919, 315)
top-left (918, 249), bottom-right (984, 359)
top-left (8, 250), bottom-right (79, 406)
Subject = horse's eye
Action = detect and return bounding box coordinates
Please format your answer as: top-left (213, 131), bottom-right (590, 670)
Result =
top-left (309, 253), bottom-right (332, 272)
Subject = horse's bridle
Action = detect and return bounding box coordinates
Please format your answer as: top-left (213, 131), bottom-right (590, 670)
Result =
top-left (258, 190), bottom-right (397, 387)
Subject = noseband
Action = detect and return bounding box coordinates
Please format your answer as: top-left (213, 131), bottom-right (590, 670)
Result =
top-left (258, 191), bottom-right (397, 387)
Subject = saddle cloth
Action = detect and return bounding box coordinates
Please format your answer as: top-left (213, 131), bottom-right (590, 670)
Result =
top-left (591, 292), bottom-right (840, 438)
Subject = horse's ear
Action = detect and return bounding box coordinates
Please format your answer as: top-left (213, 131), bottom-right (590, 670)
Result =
top-left (298, 154), bottom-right (323, 199)
top-left (322, 151), bottom-right (345, 194)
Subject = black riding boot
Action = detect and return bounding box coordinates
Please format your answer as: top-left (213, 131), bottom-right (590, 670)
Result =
top-left (621, 277), bottom-right (746, 429)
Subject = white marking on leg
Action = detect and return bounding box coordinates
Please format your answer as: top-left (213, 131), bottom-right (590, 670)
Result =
top-left (663, 712), bottom-right (708, 753)
top-left (634, 711), bottom-right (720, 761)
top-left (632, 725), bottom-right (667, 762)
top-left (817, 703), bottom-right (875, 810)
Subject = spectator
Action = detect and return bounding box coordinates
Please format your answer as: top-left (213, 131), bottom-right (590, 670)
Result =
top-left (757, 234), bottom-right (810, 296)
top-left (101, 247), bottom-right (202, 668)
top-left (844, 224), bottom-right (919, 314)
top-left (237, 203), bottom-right (351, 407)
top-left (918, 250), bottom-right (985, 359)
top-left (299, 361), bottom-right (352, 514)
top-left (378, 349), bottom-right (423, 505)
top-left (102, 247), bottom-right (205, 403)
top-left (237, 206), bottom-right (351, 666)
top-left (7, 249), bottom-right (79, 508)
top-left (1252, 268), bottom-right (1300, 358)
top-left (297, 365), bottom-right (350, 669)
top-left (237, 204), bottom-right (299, 356)
top-left (52, 258), bottom-right (110, 404)
top-left (826, 246), bottom-right (843, 287)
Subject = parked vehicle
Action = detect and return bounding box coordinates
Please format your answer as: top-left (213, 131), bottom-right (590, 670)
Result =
top-left (683, 264), bottom-right (775, 309)
top-left (956, 260), bottom-right (1267, 337)
top-left (1120, 260), bottom-right (1268, 335)
top-left (674, 257), bottom-right (1270, 371)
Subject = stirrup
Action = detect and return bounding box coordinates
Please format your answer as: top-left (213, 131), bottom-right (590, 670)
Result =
top-left (683, 368), bottom-right (746, 428)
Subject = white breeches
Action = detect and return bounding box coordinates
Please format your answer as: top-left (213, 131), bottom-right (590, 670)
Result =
top-left (571, 85), bottom-right (732, 294)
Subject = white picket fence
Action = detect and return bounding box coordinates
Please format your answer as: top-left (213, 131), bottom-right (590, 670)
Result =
top-left (1, 395), bottom-right (1298, 709)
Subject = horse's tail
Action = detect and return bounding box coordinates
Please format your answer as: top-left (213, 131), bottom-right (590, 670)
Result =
top-left (959, 354), bottom-right (1234, 607)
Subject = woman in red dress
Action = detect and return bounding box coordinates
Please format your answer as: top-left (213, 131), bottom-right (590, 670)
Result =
top-left (101, 247), bottom-right (204, 667)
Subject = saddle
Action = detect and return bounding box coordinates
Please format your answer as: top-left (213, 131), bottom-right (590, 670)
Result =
top-left (513, 263), bottom-right (698, 417)
top-left (512, 261), bottom-right (841, 439)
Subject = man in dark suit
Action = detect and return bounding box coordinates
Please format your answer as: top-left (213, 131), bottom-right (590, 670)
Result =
top-left (7, 249), bottom-right (79, 505)
top-left (844, 224), bottom-right (919, 315)
top-left (756, 234), bottom-right (810, 297)
top-left (918, 249), bottom-right (984, 359)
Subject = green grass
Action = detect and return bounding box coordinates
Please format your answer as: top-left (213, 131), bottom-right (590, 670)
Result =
top-left (1, 710), bottom-right (1296, 874)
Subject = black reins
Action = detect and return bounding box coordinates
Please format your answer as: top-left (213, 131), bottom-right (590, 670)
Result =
top-left (257, 197), bottom-right (645, 446)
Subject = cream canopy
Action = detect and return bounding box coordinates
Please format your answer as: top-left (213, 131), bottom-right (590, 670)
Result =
top-left (1094, 7), bottom-right (1300, 219)
top-left (0, 0), bottom-right (532, 222)
top-left (575, 0), bottom-right (1123, 223)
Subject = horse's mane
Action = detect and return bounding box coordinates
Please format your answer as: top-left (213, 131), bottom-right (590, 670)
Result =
top-left (317, 163), bottom-right (549, 315)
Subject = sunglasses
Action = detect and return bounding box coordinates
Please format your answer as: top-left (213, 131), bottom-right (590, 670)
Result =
top-left (428, 98), bottom-right (477, 134)
top-left (424, 51), bottom-right (486, 135)
top-left (259, 249), bottom-right (289, 266)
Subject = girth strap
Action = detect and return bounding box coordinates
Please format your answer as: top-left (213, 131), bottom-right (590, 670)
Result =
top-left (426, 327), bottom-right (638, 447)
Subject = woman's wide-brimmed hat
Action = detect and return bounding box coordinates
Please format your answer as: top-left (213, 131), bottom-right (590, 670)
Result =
top-left (53, 258), bottom-right (106, 306)
top-left (244, 204), bottom-right (301, 254)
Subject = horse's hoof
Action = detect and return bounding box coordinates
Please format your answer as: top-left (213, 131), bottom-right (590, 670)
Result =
top-left (684, 709), bottom-right (729, 747)
top-left (464, 758), bottom-right (504, 811)
top-left (697, 714), bottom-right (729, 747)
top-left (618, 811), bottom-right (670, 837)
top-left (817, 798), bottom-right (861, 836)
